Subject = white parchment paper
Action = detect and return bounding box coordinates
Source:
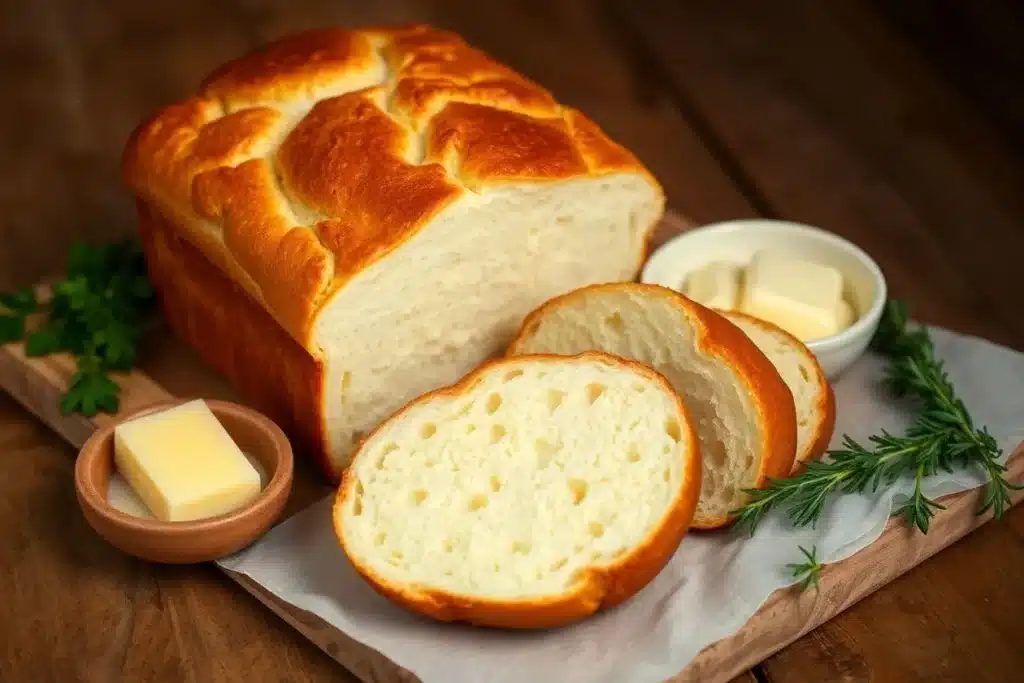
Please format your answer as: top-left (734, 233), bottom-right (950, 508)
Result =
top-left (218, 327), bottom-right (1024, 683)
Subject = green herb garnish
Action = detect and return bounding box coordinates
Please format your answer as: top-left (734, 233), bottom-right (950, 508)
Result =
top-left (735, 300), bottom-right (1019, 535)
top-left (0, 286), bottom-right (38, 343)
top-left (785, 545), bottom-right (823, 593)
top-left (1, 239), bottom-right (154, 417)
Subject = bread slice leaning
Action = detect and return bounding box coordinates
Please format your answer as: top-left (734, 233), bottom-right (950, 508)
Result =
top-left (507, 283), bottom-right (797, 529)
top-left (719, 311), bottom-right (836, 474)
top-left (334, 352), bottom-right (701, 629)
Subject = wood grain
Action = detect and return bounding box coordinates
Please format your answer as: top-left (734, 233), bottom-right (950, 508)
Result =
top-left (2, 210), bottom-right (1022, 682)
top-left (0, 391), bottom-right (354, 683)
top-left (223, 450), bottom-right (1024, 683)
top-left (606, 2), bottom-right (1024, 681)
top-left (870, 0), bottom-right (1024, 157)
top-left (3, 0), bottom-right (1024, 681)
top-left (609, 0), bottom-right (1024, 350)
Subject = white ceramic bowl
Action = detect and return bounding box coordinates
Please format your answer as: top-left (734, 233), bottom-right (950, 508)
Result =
top-left (641, 219), bottom-right (887, 379)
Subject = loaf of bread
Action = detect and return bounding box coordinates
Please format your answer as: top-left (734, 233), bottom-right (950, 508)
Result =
top-left (334, 352), bottom-right (701, 629)
top-left (720, 311), bottom-right (835, 473)
top-left (122, 24), bottom-right (664, 478)
top-left (507, 283), bottom-right (797, 529)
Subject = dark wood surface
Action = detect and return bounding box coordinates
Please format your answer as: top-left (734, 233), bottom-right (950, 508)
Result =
top-left (1, 1), bottom-right (1022, 682)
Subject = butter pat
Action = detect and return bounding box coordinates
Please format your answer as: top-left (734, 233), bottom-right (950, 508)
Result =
top-left (684, 261), bottom-right (743, 310)
top-left (113, 399), bottom-right (261, 522)
top-left (740, 250), bottom-right (849, 341)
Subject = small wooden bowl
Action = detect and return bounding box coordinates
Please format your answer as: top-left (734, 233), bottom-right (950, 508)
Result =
top-left (74, 399), bottom-right (293, 564)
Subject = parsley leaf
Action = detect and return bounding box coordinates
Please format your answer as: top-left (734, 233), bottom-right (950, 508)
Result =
top-left (61, 353), bottom-right (121, 417)
top-left (0, 315), bottom-right (24, 344)
top-left (1, 238), bottom-right (154, 417)
top-left (0, 285), bottom-right (38, 343)
top-left (25, 322), bottom-right (64, 356)
top-left (0, 286), bottom-right (37, 316)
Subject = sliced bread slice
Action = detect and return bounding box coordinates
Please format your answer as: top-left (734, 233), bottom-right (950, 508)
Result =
top-left (719, 310), bottom-right (836, 473)
top-left (507, 283), bottom-right (797, 529)
top-left (334, 352), bottom-right (701, 629)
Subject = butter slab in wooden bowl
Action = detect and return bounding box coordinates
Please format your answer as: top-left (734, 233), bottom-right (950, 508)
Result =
top-left (74, 398), bottom-right (293, 564)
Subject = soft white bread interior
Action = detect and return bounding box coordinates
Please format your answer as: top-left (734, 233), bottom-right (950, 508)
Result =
top-left (122, 25), bottom-right (665, 478)
top-left (334, 352), bottom-right (701, 629)
top-left (507, 284), bottom-right (797, 529)
top-left (316, 173), bottom-right (662, 473)
top-left (719, 311), bottom-right (836, 473)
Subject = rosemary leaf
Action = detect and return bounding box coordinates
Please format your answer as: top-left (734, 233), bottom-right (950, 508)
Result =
top-left (734, 300), bottom-right (1016, 535)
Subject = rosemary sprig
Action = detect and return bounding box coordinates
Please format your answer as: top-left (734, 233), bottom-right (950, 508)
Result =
top-left (785, 545), bottom-right (822, 593)
top-left (735, 300), bottom-right (1020, 535)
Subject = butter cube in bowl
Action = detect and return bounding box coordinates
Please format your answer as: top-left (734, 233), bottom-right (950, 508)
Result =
top-left (75, 399), bottom-right (293, 564)
top-left (640, 219), bottom-right (887, 379)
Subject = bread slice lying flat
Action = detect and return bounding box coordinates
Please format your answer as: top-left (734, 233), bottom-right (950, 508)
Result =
top-left (334, 352), bottom-right (701, 629)
top-left (719, 311), bottom-right (835, 474)
top-left (507, 283), bottom-right (797, 529)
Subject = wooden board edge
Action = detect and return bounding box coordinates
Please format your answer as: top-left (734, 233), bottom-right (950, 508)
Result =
top-left (0, 342), bottom-right (417, 681)
top-left (0, 343), bottom-right (112, 447)
top-left (213, 448), bottom-right (1024, 683)
top-left (0, 342), bottom-right (175, 448)
top-left (3, 219), bottom-right (1022, 683)
top-left (673, 446), bottom-right (1024, 683)
top-left (0, 209), bottom-right (694, 447)
top-left (224, 570), bottom-right (423, 683)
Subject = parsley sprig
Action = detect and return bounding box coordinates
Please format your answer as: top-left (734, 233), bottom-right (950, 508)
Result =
top-left (0, 286), bottom-right (38, 342)
top-left (0, 239), bottom-right (154, 417)
top-left (735, 300), bottom-right (1020, 535)
top-left (785, 545), bottom-right (823, 593)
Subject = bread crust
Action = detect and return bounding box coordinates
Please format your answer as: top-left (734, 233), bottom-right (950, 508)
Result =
top-left (138, 202), bottom-right (336, 479)
top-left (719, 310), bottom-right (836, 473)
top-left (333, 351), bottom-right (701, 629)
top-left (507, 283), bottom-right (798, 529)
top-left (810, 382), bottom-right (837, 471)
top-left (122, 24), bottom-right (662, 352)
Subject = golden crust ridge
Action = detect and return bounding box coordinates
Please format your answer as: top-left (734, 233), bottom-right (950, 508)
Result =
top-left (123, 24), bottom-right (657, 349)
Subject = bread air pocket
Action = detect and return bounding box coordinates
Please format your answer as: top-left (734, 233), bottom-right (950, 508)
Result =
top-left (333, 352), bottom-right (701, 629)
top-left (508, 282), bottom-right (797, 530)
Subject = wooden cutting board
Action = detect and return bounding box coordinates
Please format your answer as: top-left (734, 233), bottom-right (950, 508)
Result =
top-left (2, 212), bottom-right (1022, 683)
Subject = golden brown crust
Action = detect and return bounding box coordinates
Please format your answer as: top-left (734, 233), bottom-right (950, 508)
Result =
top-left (682, 300), bottom-right (796, 528)
top-left (333, 351), bottom-right (701, 629)
top-left (137, 201), bottom-right (335, 479)
top-left (718, 310), bottom-right (836, 474)
top-left (382, 26), bottom-right (560, 126)
top-left (565, 108), bottom-right (648, 176)
top-left (427, 102), bottom-right (588, 186)
top-left (191, 158), bottom-right (334, 340)
top-left (506, 283), bottom-right (797, 530)
top-left (275, 91), bottom-right (462, 275)
top-left (808, 382), bottom-right (837, 471)
top-left (200, 28), bottom-right (384, 109)
top-left (122, 24), bottom-right (662, 351)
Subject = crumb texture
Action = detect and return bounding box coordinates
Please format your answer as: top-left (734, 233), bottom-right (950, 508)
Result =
top-left (338, 355), bottom-right (692, 599)
top-left (509, 286), bottom-right (770, 524)
top-left (125, 25), bottom-right (664, 474)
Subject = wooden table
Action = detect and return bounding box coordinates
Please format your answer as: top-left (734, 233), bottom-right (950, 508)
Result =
top-left (2, 1), bottom-right (1023, 681)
